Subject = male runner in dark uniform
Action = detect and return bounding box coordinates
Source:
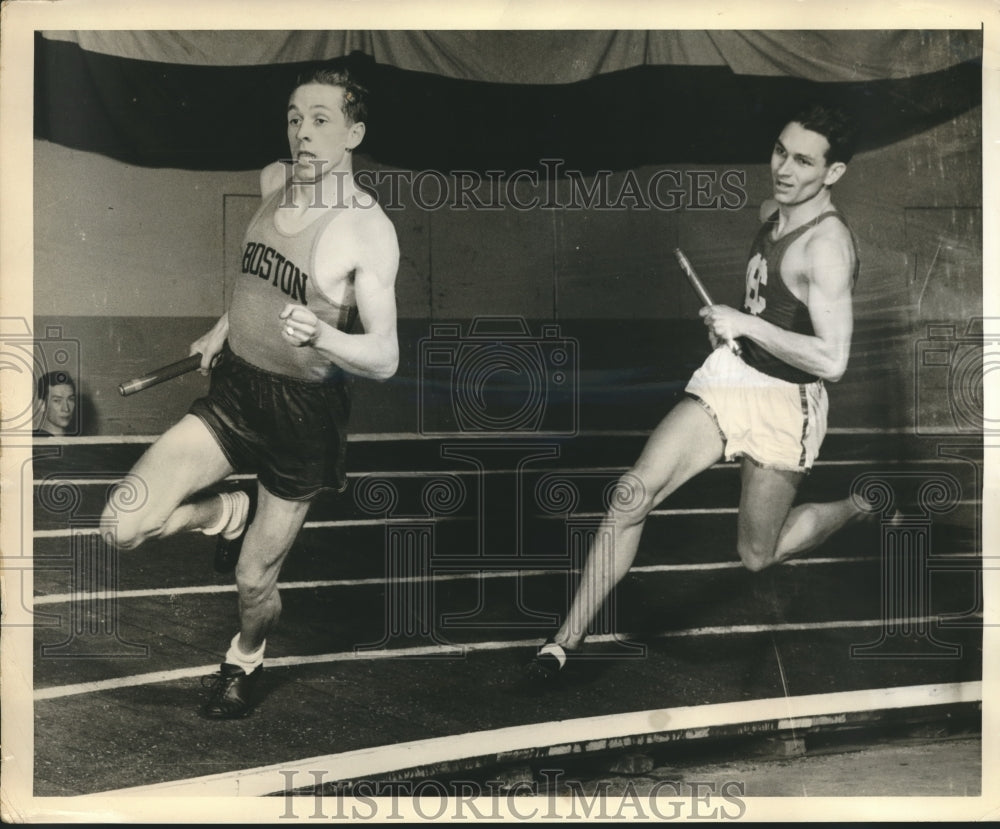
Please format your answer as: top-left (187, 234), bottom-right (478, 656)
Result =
top-left (101, 67), bottom-right (400, 718)
top-left (530, 103), bottom-right (866, 677)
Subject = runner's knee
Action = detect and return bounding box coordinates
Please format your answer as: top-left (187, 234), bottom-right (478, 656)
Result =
top-left (737, 536), bottom-right (777, 572)
top-left (234, 544), bottom-right (290, 606)
top-left (608, 471), bottom-right (655, 526)
top-left (99, 471), bottom-right (170, 548)
top-left (101, 503), bottom-right (165, 549)
top-left (235, 562), bottom-right (280, 608)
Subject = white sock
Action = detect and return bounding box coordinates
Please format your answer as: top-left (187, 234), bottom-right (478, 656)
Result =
top-left (225, 633), bottom-right (265, 673)
top-left (539, 641), bottom-right (567, 668)
top-left (201, 491), bottom-right (233, 536)
top-left (221, 490), bottom-right (250, 540)
top-left (201, 491), bottom-right (250, 539)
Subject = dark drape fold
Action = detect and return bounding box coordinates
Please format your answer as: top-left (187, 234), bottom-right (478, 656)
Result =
top-left (42, 30), bottom-right (980, 82)
top-left (35, 30), bottom-right (982, 172)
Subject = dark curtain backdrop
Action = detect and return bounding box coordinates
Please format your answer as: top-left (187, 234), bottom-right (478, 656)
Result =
top-left (35, 30), bottom-right (981, 173)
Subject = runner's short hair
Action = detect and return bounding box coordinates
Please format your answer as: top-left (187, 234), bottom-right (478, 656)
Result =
top-left (790, 103), bottom-right (858, 164)
top-left (294, 66), bottom-right (369, 125)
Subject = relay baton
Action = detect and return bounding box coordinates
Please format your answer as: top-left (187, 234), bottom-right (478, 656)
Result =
top-left (118, 353), bottom-right (204, 397)
top-left (673, 248), bottom-right (742, 357)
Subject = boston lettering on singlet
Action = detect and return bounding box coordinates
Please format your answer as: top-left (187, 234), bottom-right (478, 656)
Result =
top-left (239, 241), bottom-right (309, 305)
top-left (228, 183), bottom-right (359, 382)
top-left (737, 210), bottom-right (860, 385)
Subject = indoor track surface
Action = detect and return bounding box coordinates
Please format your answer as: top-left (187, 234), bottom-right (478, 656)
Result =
top-left (29, 430), bottom-right (983, 796)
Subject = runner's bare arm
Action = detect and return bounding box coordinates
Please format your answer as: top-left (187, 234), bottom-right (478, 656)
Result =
top-left (281, 211), bottom-right (400, 380)
top-left (260, 161), bottom-right (288, 199)
top-left (701, 227), bottom-right (855, 382)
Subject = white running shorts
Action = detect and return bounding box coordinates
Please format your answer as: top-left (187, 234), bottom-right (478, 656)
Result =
top-left (684, 346), bottom-right (829, 472)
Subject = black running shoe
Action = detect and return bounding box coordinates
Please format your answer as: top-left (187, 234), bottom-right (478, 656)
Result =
top-left (200, 663), bottom-right (262, 719)
top-left (524, 639), bottom-right (575, 683)
top-left (214, 489), bottom-right (257, 574)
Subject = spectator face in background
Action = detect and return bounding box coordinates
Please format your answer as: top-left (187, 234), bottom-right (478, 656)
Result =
top-left (38, 372), bottom-right (77, 436)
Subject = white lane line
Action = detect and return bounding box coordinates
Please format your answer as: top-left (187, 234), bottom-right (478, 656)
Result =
top-left (20, 433), bottom-right (445, 446)
top-left (35, 613), bottom-right (981, 703)
top-left (25, 426), bottom-right (978, 447)
top-left (30, 455), bottom-right (982, 487)
top-left (31, 568), bottom-right (555, 605)
top-left (33, 516), bottom-right (444, 538)
top-left (23, 427), bottom-right (930, 447)
top-left (32, 507), bottom-right (738, 538)
top-left (32, 499), bottom-right (983, 539)
top-left (88, 679), bottom-right (982, 797)
top-left (30, 550), bottom-right (983, 606)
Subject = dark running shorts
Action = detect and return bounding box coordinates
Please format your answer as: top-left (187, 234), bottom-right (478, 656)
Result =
top-left (188, 346), bottom-right (351, 500)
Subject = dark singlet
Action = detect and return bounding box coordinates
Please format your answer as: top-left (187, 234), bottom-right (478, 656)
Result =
top-left (738, 210), bottom-right (859, 384)
top-left (228, 183), bottom-right (359, 382)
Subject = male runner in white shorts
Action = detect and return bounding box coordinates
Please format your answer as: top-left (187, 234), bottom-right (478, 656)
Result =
top-left (530, 103), bottom-right (867, 678)
top-left (101, 67), bottom-right (400, 717)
